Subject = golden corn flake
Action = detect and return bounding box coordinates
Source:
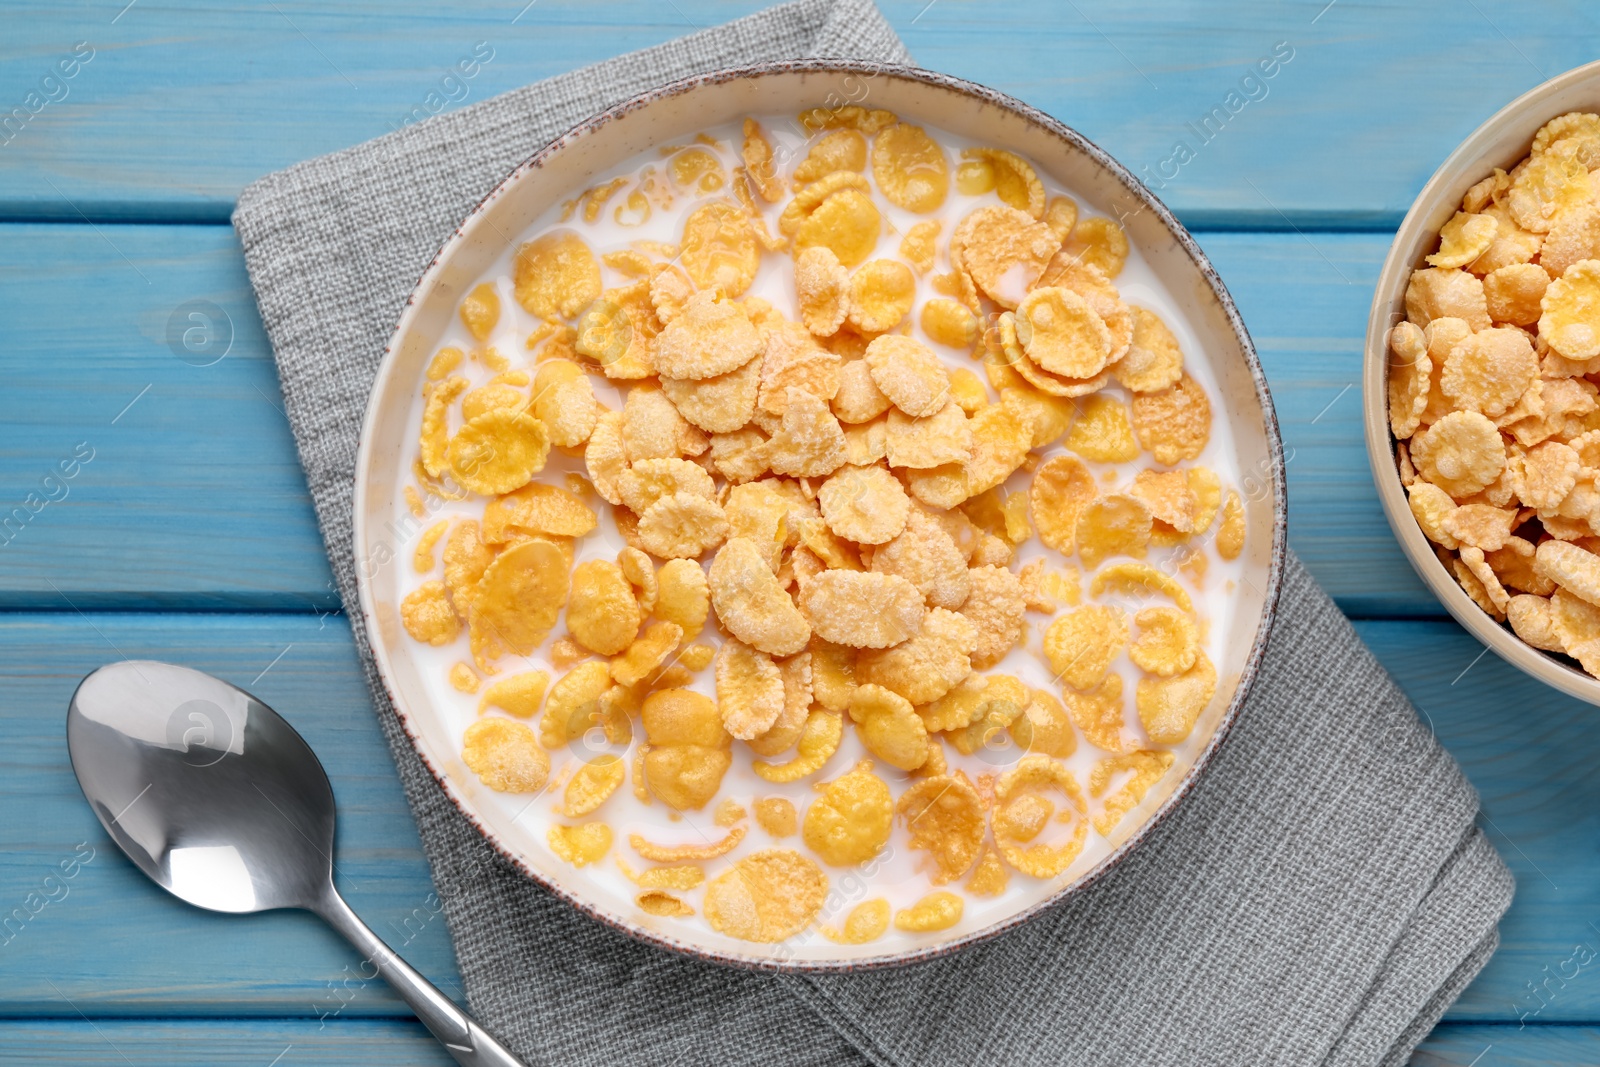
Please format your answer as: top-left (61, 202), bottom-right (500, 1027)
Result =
top-left (794, 128), bottom-right (868, 186)
top-left (857, 607), bottom-right (978, 705)
top-left (709, 537), bottom-right (812, 656)
top-left (1540, 259), bottom-right (1600, 360)
top-left (922, 298), bottom-right (979, 351)
top-left (637, 492), bottom-right (729, 560)
top-left (1113, 307), bottom-right (1185, 394)
top-left (583, 411), bottom-right (628, 506)
top-left (715, 638), bottom-right (784, 740)
top-left (1442, 327), bottom-right (1538, 417)
top-left (966, 847), bottom-right (1011, 897)
top-left (847, 259), bottom-right (916, 334)
top-left (1128, 605), bottom-right (1200, 678)
top-left (419, 376), bottom-right (468, 478)
top-left (1509, 142), bottom-right (1591, 233)
top-left (900, 219), bottom-right (941, 275)
top-left (538, 661), bottom-right (612, 748)
top-left (847, 684), bottom-right (929, 771)
top-left (461, 718), bottom-right (549, 793)
top-left (896, 774), bottom-right (985, 883)
top-left (818, 464), bottom-right (911, 545)
top-left (482, 483), bottom-right (598, 544)
top-left (1508, 592), bottom-right (1565, 652)
top-left (799, 105), bottom-right (898, 136)
top-left (1089, 561), bottom-right (1196, 614)
top-left (704, 848), bottom-right (828, 942)
top-left (1061, 674), bottom-right (1127, 753)
top-left (780, 171), bottom-right (882, 268)
top-left (427, 346), bottom-right (464, 382)
top-left (618, 457), bottom-right (716, 517)
top-left (448, 661), bottom-right (479, 694)
top-left (802, 761), bottom-right (893, 866)
top-left (794, 244), bottom-right (850, 336)
top-left (1387, 322), bottom-right (1432, 440)
top-left (885, 400), bottom-right (973, 470)
top-left (992, 756), bottom-right (1088, 878)
top-left (514, 230), bottom-right (601, 320)
top-left (871, 507), bottom-right (971, 609)
top-left (548, 823), bottom-right (613, 867)
top-left (1427, 211), bottom-right (1498, 268)
top-left (1136, 648), bottom-right (1216, 745)
top-left (563, 754), bottom-right (626, 817)
top-left (1484, 263), bottom-right (1549, 327)
top-left (1016, 287), bottom-right (1113, 379)
top-left (1552, 587), bottom-right (1600, 673)
top-left (1044, 604), bottom-right (1129, 691)
top-left (402, 581), bottom-right (459, 646)
top-left (1075, 493), bottom-right (1153, 569)
top-left (960, 148), bottom-right (1045, 217)
top-left (639, 688), bottom-right (732, 810)
top-left (872, 123), bottom-right (949, 213)
top-left (753, 708), bottom-right (843, 783)
top-left (447, 408), bottom-right (551, 497)
top-left (653, 290), bottom-right (763, 382)
top-left (459, 282), bottom-right (501, 342)
top-left (1215, 491), bottom-right (1248, 565)
top-left (959, 564), bottom-right (1027, 669)
top-left (1405, 267), bottom-right (1491, 331)
top-left (865, 335), bottom-right (951, 418)
top-left (1130, 372), bottom-right (1211, 466)
top-left (609, 620), bottom-right (684, 688)
top-left (1029, 454), bottom-right (1097, 553)
top-left (763, 387), bottom-right (848, 477)
top-left (1534, 539), bottom-right (1600, 607)
top-left (1009, 688), bottom-right (1077, 759)
top-left (1089, 749), bottom-right (1174, 836)
top-left (468, 538), bottom-right (569, 665)
top-left (678, 201), bottom-right (760, 298)
top-left (946, 679), bottom-right (1028, 756)
top-left (1410, 410), bottom-right (1506, 498)
top-left (1442, 503), bottom-right (1518, 552)
top-left (754, 796), bottom-right (798, 837)
top-left (1060, 216), bottom-right (1129, 279)
top-left (1063, 394), bottom-right (1137, 464)
top-left (636, 891), bottom-right (694, 918)
top-left (478, 670), bottom-right (550, 719)
top-left (953, 205), bottom-right (1059, 308)
top-left (894, 891), bottom-right (964, 933)
top-left (757, 323), bottom-right (843, 417)
top-left (797, 568), bottom-right (925, 649)
top-left (822, 899), bottom-right (891, 944)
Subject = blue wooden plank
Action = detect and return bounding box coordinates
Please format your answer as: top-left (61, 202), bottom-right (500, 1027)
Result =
top-left (0, 1018), bottom-right (1586, 1066)
top-left (1, 0), bottom-right (1595, 224)
top-left (0, 613), bottom-right (461, 1016)
top-left (0, 223), bottom-right (335, 612)
top-left (0, 1018), bottom-right (453, 1065)
top-left (1355, 619), bottom-right (1600, 1025)
top-left (0, 223), bottom-right (1440, 616)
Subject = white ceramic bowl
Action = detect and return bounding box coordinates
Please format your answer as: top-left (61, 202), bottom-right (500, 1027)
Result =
top-left (355, 61), bottom-right (1287, 969)
top-left (1365, 59), bottom-right (1600, 707)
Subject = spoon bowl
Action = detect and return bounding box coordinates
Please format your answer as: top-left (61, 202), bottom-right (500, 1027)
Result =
top-left (68, 660), bottom-right (335, 914)
top-left (66, 660), bottom-right (526, 1067)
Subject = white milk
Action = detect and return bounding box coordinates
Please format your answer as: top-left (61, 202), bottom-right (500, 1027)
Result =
top-left (386, 115), bottom-right (1247, 953)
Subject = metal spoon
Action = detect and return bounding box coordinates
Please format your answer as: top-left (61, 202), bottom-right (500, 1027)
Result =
top-left (66, 659), bottom-right (527, 1067)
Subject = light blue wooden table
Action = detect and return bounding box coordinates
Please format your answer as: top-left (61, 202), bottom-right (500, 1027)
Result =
top-left (3, 2), bottom-right (1598, 1062)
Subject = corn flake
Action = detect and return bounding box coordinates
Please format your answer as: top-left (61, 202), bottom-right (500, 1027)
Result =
top-left (548, 823), bottom-right (612, 867)
top-left (704, 848), bottom-right (828, 942)
top-left (992, 756), bottom-right (1088, 878)
top-left (513, 230), bottom-right (601, 320)
top-left (1044, 604), bottom-right (1129, 691)
top-left (872, 123), bottom-right (949, 213)
top-left (462, 718), bottom-right (549, 793)
top-left (709, 537), bottom-right (812, 656)
top-left (822, 899), bottom-right (891, 944)
top-left (468, 538), bottom-right (569, 666)
top-left (896, 774), bottom-right (985, 883)
top-left (754, 709), bottom-right (843, 783)
top-left (1089, 749), bottom-right (1174, 836)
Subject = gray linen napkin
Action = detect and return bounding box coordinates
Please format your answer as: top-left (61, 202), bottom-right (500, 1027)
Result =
top-left (233, 2), bottom-right (1514, 1063)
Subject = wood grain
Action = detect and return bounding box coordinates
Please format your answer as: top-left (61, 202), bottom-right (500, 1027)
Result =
top-left (2, 1), bottom-right (1595, 225)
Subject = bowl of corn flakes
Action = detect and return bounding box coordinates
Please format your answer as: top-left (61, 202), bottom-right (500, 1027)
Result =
top-left (355, 61), bottom-right (1286, 968)
top-left (1369, 60), bottom-right (1600, 706)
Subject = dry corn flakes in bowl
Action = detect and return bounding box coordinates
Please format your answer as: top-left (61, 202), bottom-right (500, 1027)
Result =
top-left (1368, 59), bottom-right (1600, 707)
top-left (356, 61), bottom-right (1285, 969)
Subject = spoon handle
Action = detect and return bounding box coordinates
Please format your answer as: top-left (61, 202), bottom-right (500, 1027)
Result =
top-left (314, 886), bottom-right (528, 1067)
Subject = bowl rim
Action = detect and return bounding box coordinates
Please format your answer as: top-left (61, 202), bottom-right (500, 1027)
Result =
top-left (1364, 58), bottom-right (1600, 708)
top-left (354, 58), bottom-right (1290, 971)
